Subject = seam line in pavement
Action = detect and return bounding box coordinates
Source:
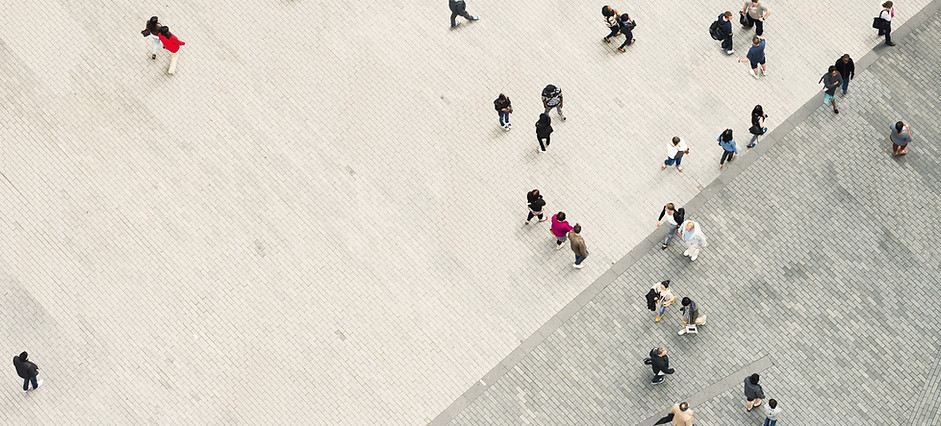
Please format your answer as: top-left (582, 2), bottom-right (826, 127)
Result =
top-left (428, 1), bottom-right (941, 424)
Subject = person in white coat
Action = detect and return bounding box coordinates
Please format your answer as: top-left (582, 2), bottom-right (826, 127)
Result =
top-left (661, 137), bottom-right (689, 172)
top-left (678, 220), bottom-right (708, 261)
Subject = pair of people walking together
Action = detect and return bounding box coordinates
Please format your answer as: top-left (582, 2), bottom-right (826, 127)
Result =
top-left (142, 16), bottom-right (185, 74)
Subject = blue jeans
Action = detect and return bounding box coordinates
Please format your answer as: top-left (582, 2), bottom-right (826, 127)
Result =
top-left (763, 418), bottom-right (776, 426)
top-left (499, 111), bottom-right (510, 126)
top-left (23, 376), bottom-right (37, 391)
top-left (841, 77), bottom-right (850, 94)
top-left (575, 251), bottom-right (588, 265)
top-left (663, 223), bottom-right (678, 245)
top-left (664, 156), bottom-right (683, 168)
top-left (657, 303), bottom-right (666, 316)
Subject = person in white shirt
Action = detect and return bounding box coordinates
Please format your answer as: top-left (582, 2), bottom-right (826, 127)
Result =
top-left (763, 399), bottom-right (781, 426)
top-left (656, 203), bottom-right (685, 249)
top-left (661, 137), bottom-right (689, 172)
top-left (877, 1), bottom-right (896, 46)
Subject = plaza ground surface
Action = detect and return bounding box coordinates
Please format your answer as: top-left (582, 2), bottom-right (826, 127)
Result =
top-left (0, 0), bottom-right (938, 424)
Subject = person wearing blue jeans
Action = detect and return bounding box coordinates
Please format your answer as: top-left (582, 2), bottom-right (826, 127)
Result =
top-left (650, 281), bottom-right (674, 322)
top-left (494, 93), bottom-right (513, 131)
top-left (661, 137), bottom-right (689, 172)
top-left (835, 54), bottom-right (855, 95)
top-left (569, 224), bottom-right (588, 269)
top-left (763, 399), bottom-right (781, 425)
top-left (656, 203), bottom-right (685, 249)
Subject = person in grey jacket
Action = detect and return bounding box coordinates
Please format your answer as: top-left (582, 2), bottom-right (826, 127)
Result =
top-left (678, 220), bottom-right (708, 261)
top-left (13, 352), bottom-right (42, 392)
top-left (744, 373), bottom-right (766, 411)
top-left (820, 66), bottom-right (843, 114)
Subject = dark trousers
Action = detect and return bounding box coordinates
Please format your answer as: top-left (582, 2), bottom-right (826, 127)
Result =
top-left (618, 30), bottom-right (634, 49)
top-left (879, 22), bottom-right (893, 43)
top-left (23, 376), bottom-right (37, 391)
top-left (720, 150), bottom-right (735, 164)
top-left (450, 11), bottom-right (473, 27)
top-left (744, 14), bottom-right (764, 35)
top-left (538, 135), bottom-right (550, 151)
top-left (604, 25), bottom-right (620, 40)
top-left (527, 211), bottom-right (544, 221)
top-left (722, 35), bottom-right (733, 50)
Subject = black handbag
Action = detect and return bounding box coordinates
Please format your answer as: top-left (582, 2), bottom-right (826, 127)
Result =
top-left (740, 11), bottom-right (750, 27)
top-left (872, 17), bottom-right (886, 29)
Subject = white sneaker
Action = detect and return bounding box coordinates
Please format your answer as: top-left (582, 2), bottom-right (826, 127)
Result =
top-left (36, 379), bottom-right (43, 389)
top-left (555, 244), bottom-right (563, 250)
top-left (507, 122), bottom-right (512, 129)
top-left (726, 49), bottom-right (734, 55)
top-left (683, 249), bottom-right (690, 256)
top-left (560, 115), bottom-right (567, 121)
top-left (761, 69), bottom-right (768, 76)
top-left (539, 149), bottom-right (546, 153)
top-left (750, 69), bottom-right (759, 79)
top-left (690, 255), bottom-right (698, 261)
top-left (573, 263), bottom-right (583, 269)
top-left (677, 328), bottom-right (686, 335)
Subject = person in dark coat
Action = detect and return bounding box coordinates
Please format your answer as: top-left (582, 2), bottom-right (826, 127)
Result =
top-left (526, 189), bottom-right (547, 224)
top-left (449, 0), bottom-right (479, 29)
top-left (13, 352), bottom-right (42, 392)
top-left (494, 93), bottom-right (513, 131)
top-left (834, 54), bottom-right (855, 95)
top-left (617, 13), bottom-right (636, 52)
top-left (819, 66), bottom-right (843, 114)
top-left (744, 373), bottom-right (766, 411)
top-left (718, 11), bottom-right (734, 54)
top-left (644, 347), bottom-right (676, 385)
top-left (535, 113), bottom-right (553, 153)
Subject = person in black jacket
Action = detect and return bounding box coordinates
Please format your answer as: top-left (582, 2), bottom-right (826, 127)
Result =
top-left (449, 0), bottom-right (478, 29)
top-left (644, 347), bottom-right (676, 385)
top-left (526, 189), bottom-right (547, 224)
top-left (13, 351), bottom-right (42, 392)
top-left (718, 12), bottom-right (734, 54)
top-left (494, 93), bottom-right (513, 131)
top-left (535, 113), bottom-right (553, 153)
top-left (616, 13), bottom-right (636, 52)
top-left (834, 54), bottom-right (855, 95)
top-left (656, 203), bottom-right (685, 249)
top-left (747, 104), bottom-right (767, 148)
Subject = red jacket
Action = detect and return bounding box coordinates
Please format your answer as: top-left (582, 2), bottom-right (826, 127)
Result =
top-left (158, 33), bottom-right (185, 53)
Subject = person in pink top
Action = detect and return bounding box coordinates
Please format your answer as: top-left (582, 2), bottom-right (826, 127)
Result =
top-left (551, 212), bottom-right (574, 250)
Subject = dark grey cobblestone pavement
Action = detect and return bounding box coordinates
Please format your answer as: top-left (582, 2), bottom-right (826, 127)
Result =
top-left (447, 9), bottom-right (941, 426)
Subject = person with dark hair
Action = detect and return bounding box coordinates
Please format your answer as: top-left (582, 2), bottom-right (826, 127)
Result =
top-left (550, 212), bottom-right (573, 250)
top-left (890, 121), bottom-right (912, 156)
top-left (835, 54), bottom-right (855, 95)
top-left (877, 2), bottom-right (896, 46)
top-left (717, 129), bottom-right (737, 169)
top-left (449, 0), bottom-right (479, 29)
top-left (602, 6), bottom-right (621, 43)
top-left (744, 373), bottom-right (766, 411)
top-left (739, 35), bottom-right (767, 79)
top-left (677, 297), bottom-right (706, 335)
top-left (650, 280), bottom-right (675, 322)
top-left (819, 66), bottom-right (843, 114)
top-left (643, 346), bottom-right (676, 385)
top-left (141, 16), bottom-right (161, 60)
top-left (656, 203), bottom-right (685, 249)
top-left (525, 189), bottom-right (547, 224)
top-left (617, 13), bottom-right (636, 52)
top-left (654, 401), bottom-right (695, 425)
top-left (661, 137), bottom-right (689, 172)
top-left (541, 85), bottom-right (565, 121)
top-left (494, 93), bottom-right (513, 131)
top-left (13, 351), bottom-right (42, 392)
top-left (747, 105), bottom-right (768, 148)
top-left (157, 26), bottom-right (185, 75)
top-left (763, 399), bottom-right (781, 425)
top-left (741, 0), bottom-right (770, 36)
top-left (535, 113), bottom-right (553, 153)
top-left (718, 11), bottom-right (734, 55)
top-left (569, 224), bottom-right (588, 269)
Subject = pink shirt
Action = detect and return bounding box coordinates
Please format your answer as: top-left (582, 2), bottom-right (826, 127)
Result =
top-left (551, 214), bottom-right (574, 237)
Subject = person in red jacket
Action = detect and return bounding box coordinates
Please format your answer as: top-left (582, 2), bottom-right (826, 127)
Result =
top-left (158, 26), bottom-right (185, 75)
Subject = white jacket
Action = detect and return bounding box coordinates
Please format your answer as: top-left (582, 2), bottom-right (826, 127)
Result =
top-left (679, 220), bottom-right (708, 247)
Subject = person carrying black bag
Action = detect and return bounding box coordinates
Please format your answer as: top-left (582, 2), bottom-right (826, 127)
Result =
top-left (617, 13), bottom-right (636, 52)
top-left (747, 105), bottom-right (768, 148)
top-left (875, 1), bottom-right (896, 46)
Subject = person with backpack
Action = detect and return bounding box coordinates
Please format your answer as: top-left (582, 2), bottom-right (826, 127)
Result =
top-left (141, 16), bottom-right (162, 60)
top-left (535, 113), bottom-right (553, 153)
top-left (449, 0), bottom-right (479, 29)
top-left (661, 137), bottom-right (689, 172)
top-left (876, 2), bottom-right (895, 46)
top-left (157, 26), bottom-right (185, 75)
top-left (525, 189), bottom-right (547, 224)
top-left (717, 129), bottom-right (737, 169)
top-left (711, 11), bottom-right (734, 55)
top-left (494, 93), bottom-right (513, 131)
top-left (602, 6), bottom-right (621, 43)
top-left (656, 203), bottom-right (685, 249)
top-left (617, 13), bottom-right (636, 52)
top-left (747, 105), bottom-right (768, 148)
top-left (541, 85), bottom-right (565, 121)
top-left (819, 66), bottom-right (843, 114)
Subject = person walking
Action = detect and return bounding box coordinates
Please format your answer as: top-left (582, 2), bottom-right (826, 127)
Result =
top-left (876, 2), bottom-right (896, 46)
top-left (653, 401), bottom-right (695, 426)
top-left (535, 113), bottom-right (553, 153)
top-left (677, 297), bottom-right (707, 335)
top-left (763, 399), bottom-right (781, 426)
top-left (819, 66), bottom-right (843, 114)
top-left (13, 352), bottom-right (42, 393)
top-left (644, 347), bottom-right (676, 385)
top-left (739, 35), bottom-right (767, 79)
top-left (141, 16), bottom-right (162, 60)
top-left (494, 93), bottom-right (513, 131)
top-left (890, 121), bottom-right (912, 156)
top-left (679, 220), bottom-right (707, 261)
top-left (650, 280), bottom-right (675, 322)
top-left (744, 373), bottom-right (766, 411)
top-left (834, 54), bottom-right (855, 95)
top-left (550, 212), bottom-right (574, 250)
top-left (157, 26), bottom-right (185, 75)
top-left (541, 85), bottom-right (566, 121)
top-left (747, 105), bottom-right (768, 148)
top-left (661, 137), bottom-right (689, 172)
top-left (717, 11), bottom-right (734, 55)
top-left (717, 129), bottom-right (738, 168)
top-left (569, 224), bottom-right (588, 269)
top-left (656, 203), bottom-right (685, 249)
top-left (525, 189), bottom-right (547, 224)
top-left (449, 0), bottom-right (479, 29)
top-left (741, 0), bottom-right (771, 36)
top-left (616, 13), bottom-right (636, 52)
top-left (602, 6), bottom-right (621, 43)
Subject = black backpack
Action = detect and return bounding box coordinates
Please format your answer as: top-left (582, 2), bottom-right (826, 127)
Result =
top-left (542, 85), bottom-right (560, 99)
top-left (709, 16), bottom-right (723, 40)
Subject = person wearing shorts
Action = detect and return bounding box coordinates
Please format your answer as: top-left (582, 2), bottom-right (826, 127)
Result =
top-left (739, 36), bottom-right (767, 79)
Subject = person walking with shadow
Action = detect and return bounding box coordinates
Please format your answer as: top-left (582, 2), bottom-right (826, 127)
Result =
top-left (718, 128), bottom-right (738, 169)
top-left (449, 0), bottom-right (479, 29)
top-left (158, 26), bottom-right (185, 75)
top-left (747, 105), bottom-right (768, 148)
top-left (644, 347), bottom-right (676, 385)
top-left (535, 113), bottom-right (553, 153)
top-left (525, 189), bottom-right (547, 224)
top-left (13, 352), bottom-right (43, 393)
